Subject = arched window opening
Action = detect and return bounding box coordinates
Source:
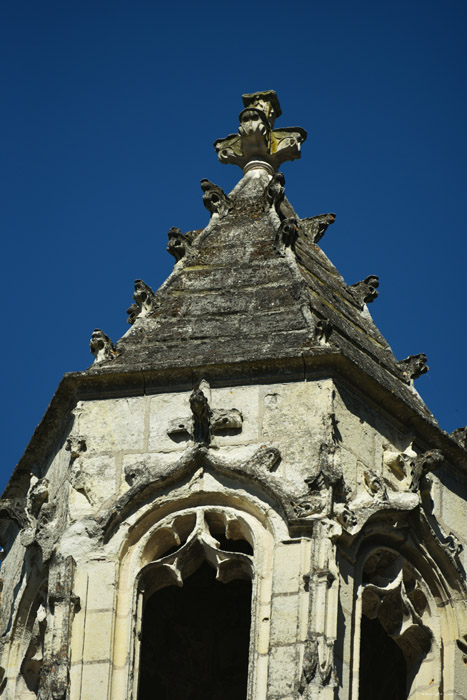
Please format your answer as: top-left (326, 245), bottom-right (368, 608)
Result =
top-left (138, 562), bottom-right (252, 700)
top-left (135, 508), bottom-right (255, 700)
top-left (358, 548), bottom-right (432, 700)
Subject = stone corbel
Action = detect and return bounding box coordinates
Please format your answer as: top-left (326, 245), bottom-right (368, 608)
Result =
top-left (89, 329), bottom-right (116, 364)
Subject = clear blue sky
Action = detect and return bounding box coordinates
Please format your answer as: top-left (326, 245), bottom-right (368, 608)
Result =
top-left (2, 1), bottom-right (467, 492)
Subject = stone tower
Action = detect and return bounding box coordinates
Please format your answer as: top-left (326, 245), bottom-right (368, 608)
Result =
top-left (0, 91), bottom-right (466, 700)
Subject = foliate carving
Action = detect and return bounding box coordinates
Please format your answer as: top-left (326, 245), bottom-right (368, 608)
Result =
top-left (299, 213), bottom-right (336, 244)
top-left (214, 91), bottom-right (307, 172)
top-left (292, 443), bottom-right (347, 520)
top-left (89, 329), bottom-right (116, 363)
top-left (398, 353), bottom-right (429, 382)
top-left (313, 315), bottom-right (333, 346)
top-left (364, 469), bottom-right (388, 500)
top-left (210, 408), bottom-right (243, 433)
top-left (200, 179), bottom-right (233, 219)
top-left (65, 436), bottom-right (86, 461)
top-left (450, 426), bottom-right (467, 449)
top-left (349, 275), bottom-right (379, 307)
top-left (167, 386), bottom-right (243, 443)
top-left (408, 449), bottom-right (444, 492)
top-left (276, 217), bottom-right (299, 251)
top-left (127, 279), bottom-right (157, 325)
top-left (167, 226), bottom-right (197, 262)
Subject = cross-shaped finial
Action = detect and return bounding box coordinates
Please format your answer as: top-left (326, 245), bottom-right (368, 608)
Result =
top-left (214, 90), bottom-right (307, 175)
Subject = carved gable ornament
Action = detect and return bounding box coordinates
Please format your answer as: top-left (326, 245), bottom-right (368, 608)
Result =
top-left (214, 90), bottom-right (307, 173)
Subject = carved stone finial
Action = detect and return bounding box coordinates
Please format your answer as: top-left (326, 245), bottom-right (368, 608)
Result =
top-left (89, 329), bottom-right (116, 364)
top-left (214, 90), bottom-right (307, 173)
top-left (200, 179), bottom-right (233, 219)
top-left (398, 353), bottom-right (429, 383)
top-left (189, 388), bottom-right (212, 446)
top-left (127, 279), bottom-right (157, 325)
top-left (299, 213), bottom-right (336, 244)
top-left (349, 275), bottom-right (379, 307)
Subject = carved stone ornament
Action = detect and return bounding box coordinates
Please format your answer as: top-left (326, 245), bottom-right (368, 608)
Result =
top-left (349, 275), bottom-right (379, 307)
top-left (89, 329), bottom-right (116, 363)
top-left (127, 279), bottom-right (157, 325)
top-left (360, 550), bottom-right (432, 674)
top-left (200, 179), bottom-right (233, 219)
top-left (299, 213), bottom-right (336, 244)
top-left (138, 508), bottom-right (253, 592)
top-left (398, 353), bottom-right (429, 383)
top-left (276, 217), bottom-right (299, 251)
top-left (167, 383), bottom-right (243, 444)
top-left (450, 426), bottom-right (467, 449)
top-left (167, 226), bottom-right (197, 262)
top-left (65, 436), bottom-right (87, 461)
top-left (214, 90), bottom-right (307, 173)
top-left (313, 315), bottom-right (333, 346)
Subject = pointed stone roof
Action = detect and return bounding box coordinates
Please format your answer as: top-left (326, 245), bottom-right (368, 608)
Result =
top-left (14, 90), bottom-right (467, 501)
top-left (87, 91), bottom-right (434, 426)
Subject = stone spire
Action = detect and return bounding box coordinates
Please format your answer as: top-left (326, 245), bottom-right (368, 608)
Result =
top-left (214, 90), bottom-right (307, 174)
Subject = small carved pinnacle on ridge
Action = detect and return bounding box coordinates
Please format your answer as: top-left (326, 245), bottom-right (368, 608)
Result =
top-left (126, 279), bottom-right (157, 325)
top-left (89, 329), bottom-right (116, 364)
top-left (214, 90), bottom-right (307, 174)
top-left (398, 353), bottom-right (429, 383)
top-left (200, 179), bottom-right (233, 219)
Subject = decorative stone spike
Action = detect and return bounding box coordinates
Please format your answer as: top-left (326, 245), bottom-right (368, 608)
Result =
top-left (299, 213), bottom-right (336, 244)
top-left (214, 90), bottom-right (307, 173)
top-left (89, 329), bottom-right (116, 364)
top-left (200, 179), bottom-right (233, 219)
top-left (398, 353), bottom-right (429, 383)
top-left (349, 275), bottom-right (379, 307)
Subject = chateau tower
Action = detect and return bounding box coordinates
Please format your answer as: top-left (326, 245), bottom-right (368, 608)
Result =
top-left (0, 91), bottom-right (466, 700)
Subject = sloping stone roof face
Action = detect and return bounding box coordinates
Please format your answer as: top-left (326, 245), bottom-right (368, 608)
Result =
top-left (115, 170), bottom-right (316, 369)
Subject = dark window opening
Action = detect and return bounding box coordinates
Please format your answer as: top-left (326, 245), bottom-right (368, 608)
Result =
top-left (359, 615), bottom-right (407, 700)
top-left (138, 562), bottom-right (252, 700)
